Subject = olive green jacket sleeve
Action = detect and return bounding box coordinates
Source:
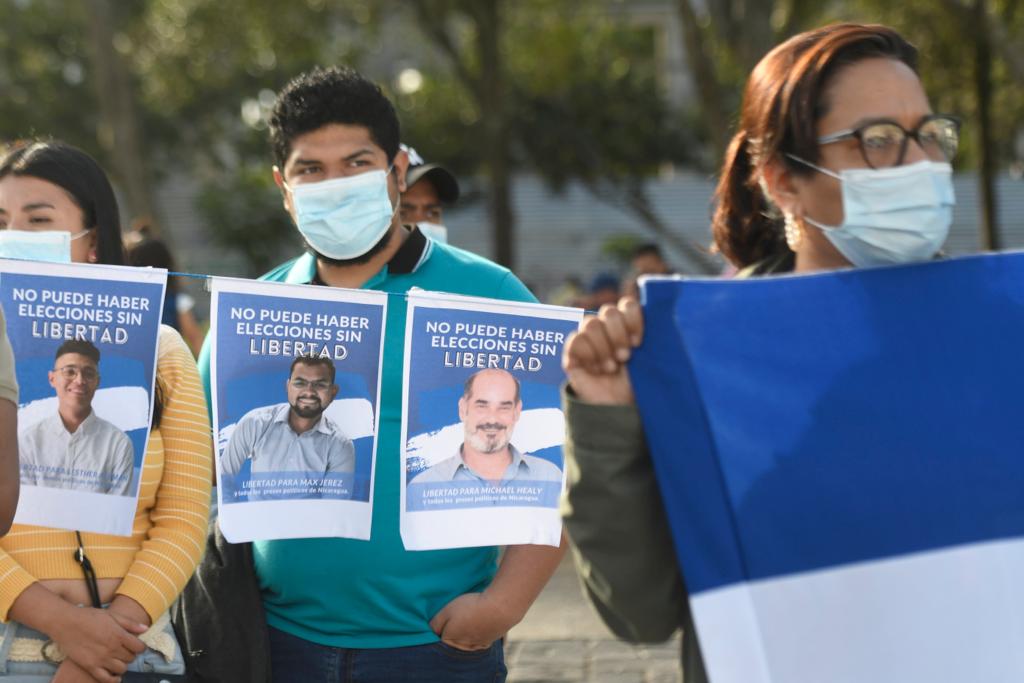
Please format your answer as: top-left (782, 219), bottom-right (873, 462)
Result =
top-left (560, 386), bottom-right (688, 642)
top-left (0, 305), bottom-right (18, 406)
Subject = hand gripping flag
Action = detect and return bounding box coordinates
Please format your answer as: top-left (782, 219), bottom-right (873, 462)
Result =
top-left (630, 253), bottom-right (1024, 683)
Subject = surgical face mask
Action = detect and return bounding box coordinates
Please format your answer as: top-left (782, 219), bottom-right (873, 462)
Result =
top-left (416, 222), bottom-right (448, 244)
top-left (787, 156), bottom-right (954, 267)
top-left (288, 169), bottom-right (397, 260)
top-left (0, 229), bottom-right (86, 263)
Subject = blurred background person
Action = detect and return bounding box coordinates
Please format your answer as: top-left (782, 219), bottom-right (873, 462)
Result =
top-left (400, 144), bottom-right (460, 244)
top-left (126, 224), bottom-right (205, 357)
top-left (574, 272), bottom-right (620, 310)
top-left (630, 243), bottom-right (673, 278)
top-left (623, 243), bottom-right (675, 298)
top-left (546, 275), bottom-right (584, 308)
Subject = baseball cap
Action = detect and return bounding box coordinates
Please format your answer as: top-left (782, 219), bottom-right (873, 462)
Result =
top-left (402, 144), bottom-right (460, 204)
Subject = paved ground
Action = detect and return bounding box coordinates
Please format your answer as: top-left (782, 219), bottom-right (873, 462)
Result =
top-left (505, 554), bottom-right (682, 683)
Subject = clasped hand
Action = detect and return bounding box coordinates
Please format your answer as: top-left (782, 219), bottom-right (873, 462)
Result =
top-left (429, 591), bottom-right (518, 652)
top-left (50, 606), bottom-right (147, 683)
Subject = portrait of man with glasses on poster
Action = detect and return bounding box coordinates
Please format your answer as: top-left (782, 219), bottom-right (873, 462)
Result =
top-left (219, 355), bottom-right (355, 502)
top-left (19, 338), bottom-right (135, 495)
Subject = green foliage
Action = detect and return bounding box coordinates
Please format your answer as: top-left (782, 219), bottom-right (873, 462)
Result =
top-left (195, 160), bottom-right (301, 277)
top-left (399, 0), bottom-right (704, 193)
top-left (510, 8), bottom-right (702, 186)
top-left (837, 0), bottom-right (1024, 170)
top-left (601, 234), bottom-right (645, 265)
top-left (0, 1), bottom-right (103, 160)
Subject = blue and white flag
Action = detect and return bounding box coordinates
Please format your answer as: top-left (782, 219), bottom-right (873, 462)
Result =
top-left (400, 291), bottom-right (581, 550)
top-left (631, 253), bottom-right (1024, 683)
top-left (0, 260), bottom-right (165, 535)
top-left (210, 277), bottom-right (387, 542)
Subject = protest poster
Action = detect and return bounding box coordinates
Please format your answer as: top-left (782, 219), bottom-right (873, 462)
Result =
top-left (400, 290), bottom-right (582, 550)
top-left (211, 277), bottom-right (387, 542)
top-left (0, 259), bottom-right (165, 535)
top-left (630, 253), bottom-right (1024, 683)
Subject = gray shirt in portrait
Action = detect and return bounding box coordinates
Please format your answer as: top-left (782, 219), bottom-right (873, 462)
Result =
top-left (19, 411), bottom-right (135, 495)
top-left (412, 444), bottom-right (562, 485)
top-left (220, 403), bottom-right (355, 478)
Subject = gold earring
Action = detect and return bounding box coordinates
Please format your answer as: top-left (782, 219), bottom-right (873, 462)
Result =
top-left (784, 213), bottom-right (803, 251)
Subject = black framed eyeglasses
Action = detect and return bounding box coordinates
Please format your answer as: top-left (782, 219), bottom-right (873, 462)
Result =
top-left (817, 114), bottom-right (961, 169)
top-left (290, 378), bottom-right (331, 392)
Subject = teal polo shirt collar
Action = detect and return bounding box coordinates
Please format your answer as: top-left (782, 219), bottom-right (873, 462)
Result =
top-left (282, 226), bottom-right (433, 287)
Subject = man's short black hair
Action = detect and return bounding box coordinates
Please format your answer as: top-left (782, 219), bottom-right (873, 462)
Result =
top-left (269, 66), bottom-right (401, 170)
top-left (290, 355), bottom-right (336, 384)
top-left (632, 243), bottom-right (665, 260)
top-left (54, 339), bottom-right (100, 364)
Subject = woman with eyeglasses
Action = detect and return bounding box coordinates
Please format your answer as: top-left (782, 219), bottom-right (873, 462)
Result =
top-left (0, 141), bottom-right (212, 682)
top-left (559, 23), bottom-right (960, 682)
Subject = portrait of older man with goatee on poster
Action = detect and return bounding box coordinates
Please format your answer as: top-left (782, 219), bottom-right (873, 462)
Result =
top-left (412, 368), bottom-right (562, 486)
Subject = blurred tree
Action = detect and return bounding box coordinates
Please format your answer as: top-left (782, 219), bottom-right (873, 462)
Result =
top-left (674, 0), bottom-right (824, 159)
top-left (406, 0), bottom-right (516, 269)
top-left (0, 1), bottom-right (104, 171)
top-left (404, 0), bottom-right (720, 272)
top-left (85, 0), bottom-right (156, 225)
top-left (195, 162), bottom-right (302, 275)
top-left (601, 234), bottom-right (644, 266)
top-left (840, 0), bottom-right (1024, 249)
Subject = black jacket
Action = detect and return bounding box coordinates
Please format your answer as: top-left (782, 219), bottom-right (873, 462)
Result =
top-left (171, 515), bottom-right (271, 683)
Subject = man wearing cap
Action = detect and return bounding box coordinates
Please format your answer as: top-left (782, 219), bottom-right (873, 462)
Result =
top-left (400, 144), bottom-right (459, 243)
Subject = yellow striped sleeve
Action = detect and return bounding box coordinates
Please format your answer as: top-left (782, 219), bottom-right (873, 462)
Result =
top-left (115, 327), bottom-right (212, 620)
top-left (0, 548), bottom-right (41, 620)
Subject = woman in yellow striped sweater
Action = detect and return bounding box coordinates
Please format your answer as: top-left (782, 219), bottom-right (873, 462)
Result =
top-left (0, 141), bottom-right (212, 682)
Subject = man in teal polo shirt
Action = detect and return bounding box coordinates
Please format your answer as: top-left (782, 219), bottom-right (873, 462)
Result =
top-left (193, 66), bottom-right (563, 682)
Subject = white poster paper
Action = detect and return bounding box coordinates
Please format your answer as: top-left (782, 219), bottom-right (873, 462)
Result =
top-left (1, 259), bottom-right (166, 535)
top-left (400, 290), bottom-right (582, 550)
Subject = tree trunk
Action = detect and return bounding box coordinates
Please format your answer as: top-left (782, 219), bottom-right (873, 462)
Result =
top-left (475, 0), bottom-right (515, 269)
top-left (732, 0), bottom-right (775, 72)
top-left (939, 0), bottom-right (1024, 86)
top-left (974, 0), bottom-right (1000, 250)
top-left (84, 0), bottom-right (158, 235)
top-left (674, 0), bottom-right (730, 161)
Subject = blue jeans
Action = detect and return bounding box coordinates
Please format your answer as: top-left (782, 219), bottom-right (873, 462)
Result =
top-left (0, 618), bottom-right (185, 681)
top-left (268, 625), bottom-right (507, 683)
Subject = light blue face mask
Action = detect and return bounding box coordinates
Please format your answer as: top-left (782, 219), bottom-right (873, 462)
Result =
top-left (416, 222), bottom-right (448, 244)
top-left (289, 169), bottom-right (397, 260)
top-left (0, 229), bottom-right (81, 263)
top-left (787, 157), bottom-right (955, 267)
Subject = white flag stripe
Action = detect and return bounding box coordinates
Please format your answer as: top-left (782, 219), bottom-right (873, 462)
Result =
top-left (691, 536), bottom-right (1024, 683)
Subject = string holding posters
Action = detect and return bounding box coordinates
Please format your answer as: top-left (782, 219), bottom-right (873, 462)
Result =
top-left (400, 290), bottom-right (582, 550)
top-left (211, 277), bottom-right (387, 542)
top-left (0, 260), bottom-right (166, 535)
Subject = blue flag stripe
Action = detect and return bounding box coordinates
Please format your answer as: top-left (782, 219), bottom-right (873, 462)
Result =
top-left (632, 254), bottom-right (1024, 595)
